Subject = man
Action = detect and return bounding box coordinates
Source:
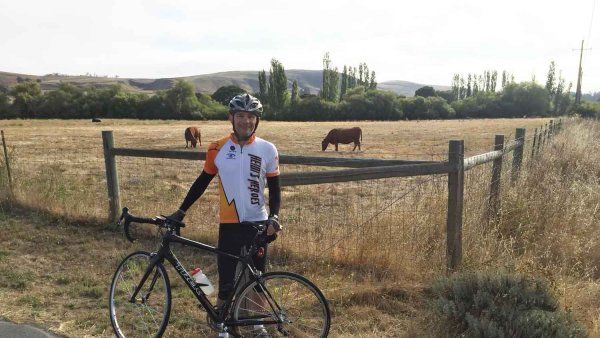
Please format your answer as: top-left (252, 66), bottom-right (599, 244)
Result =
top-left (170, 93), bottom-right (281, 334)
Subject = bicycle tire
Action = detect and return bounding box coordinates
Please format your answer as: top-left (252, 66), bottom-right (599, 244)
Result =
top-left (109, 251), bottom-right (172, 338)
top-left (231, 271), bottom-right (331, 337)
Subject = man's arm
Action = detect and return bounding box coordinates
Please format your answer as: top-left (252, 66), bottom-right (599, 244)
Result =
top-left (267, 175), bottom-right (281, 217)
top-left (178, 170), bottom-right (215, 212)
top-left (265, 175), bottom-right (281, 237)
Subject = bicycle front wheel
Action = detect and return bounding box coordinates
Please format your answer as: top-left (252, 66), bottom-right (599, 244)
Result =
top-left (232, 272), bottom-right (331, 337)
top-left (109, 251), bottom-right (171, 338)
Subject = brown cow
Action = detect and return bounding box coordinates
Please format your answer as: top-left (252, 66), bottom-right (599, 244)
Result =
top-left (321, 127), bottom-right (362, 151)
top-left (184, 127), bottom-right (201, 148)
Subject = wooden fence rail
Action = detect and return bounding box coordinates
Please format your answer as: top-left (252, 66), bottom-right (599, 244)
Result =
top-left (110, 147), bottom-right (436, 168)
top-left (280, 162), bottom-right (452, 186)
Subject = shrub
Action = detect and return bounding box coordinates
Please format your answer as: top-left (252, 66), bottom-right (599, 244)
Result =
top-left (451, 92), bottom-right (502, 118)
top-left (432, 271), bottom-right (586, 337)
top-left (500, 82), bottom-right (550, 117)
top-left (574, 101), bottom-right (600, 119)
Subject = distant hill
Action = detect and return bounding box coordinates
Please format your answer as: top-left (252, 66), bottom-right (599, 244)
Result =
top-left (0, 70), bottom-right (449, 96)
top-left (377, 80), bottom-right (450, 96)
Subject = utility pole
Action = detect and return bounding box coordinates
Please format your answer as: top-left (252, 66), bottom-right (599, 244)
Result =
top-left (575, 40), bottom-right (584, 104)
top-left (574, 40), bottom-right (592, 104)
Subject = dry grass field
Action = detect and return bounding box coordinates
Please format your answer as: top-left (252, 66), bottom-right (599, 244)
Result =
top-left (0, 117), bottom-right (598, 337)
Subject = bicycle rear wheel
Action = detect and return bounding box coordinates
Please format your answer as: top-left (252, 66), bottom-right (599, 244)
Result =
top-left (232, 272), bottom-right (330, 337)
top-left (109, 251), bottom-right (171, 338)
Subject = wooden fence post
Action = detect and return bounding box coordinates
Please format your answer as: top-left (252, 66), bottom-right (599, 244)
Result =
top-left (1, 130), bottom-right (13, 198)
top-left (489, 135), bottom-right (504, 222)
top-left (102, 131), bottom-right (121, 222)
top-left (535, 126), bottom-right (544, 156)
top-left (541, 124), bottom-right (547, 150)
top-left (531, 128), bottom-right (537, 160)
top-left (446, 140), bottom-right (464, 273)
top-left (558, 118), bottom-right (562, 132)
top-left (558, 118), bottom-right (562, 133)
top-left (511, 128), bottom-right (525, 182)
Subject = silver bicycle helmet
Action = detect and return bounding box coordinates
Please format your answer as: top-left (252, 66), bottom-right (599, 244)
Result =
top-left (228, 93), bottom-right (263, 117)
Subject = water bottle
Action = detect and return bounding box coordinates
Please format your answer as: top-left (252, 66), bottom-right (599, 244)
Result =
top-left (190, 267), bottom-right (214, 295)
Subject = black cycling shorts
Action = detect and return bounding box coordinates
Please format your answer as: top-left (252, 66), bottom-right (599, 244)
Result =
top-left (217, 222), bottom-right (267, 301)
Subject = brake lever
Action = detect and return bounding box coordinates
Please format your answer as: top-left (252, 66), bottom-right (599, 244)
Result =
top-left (160, 215), bottom-right (186, 228)
top-left (117, 207), bottom-right (129, 227)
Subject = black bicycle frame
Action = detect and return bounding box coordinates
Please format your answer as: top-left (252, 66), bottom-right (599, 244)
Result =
top-left (130, 231), bottom-right (279, 328)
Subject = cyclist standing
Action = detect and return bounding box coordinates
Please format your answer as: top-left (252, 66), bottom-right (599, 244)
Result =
top-left (169, 93), bottom-right (282, 323)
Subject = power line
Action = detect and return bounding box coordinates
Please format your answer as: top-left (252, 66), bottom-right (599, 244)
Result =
top-left (587, 0), bottom-right (596, 45)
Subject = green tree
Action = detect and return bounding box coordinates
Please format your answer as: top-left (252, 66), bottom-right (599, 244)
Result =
top-left (267, 58), bottom-right (289, 113)
top-left (545, 61), bottom-right (556, 97)
top-left (490, 70), bottom-right (498, 92)
top-left (0, 92), bottom-right (10, 117)
top-left (358, 63), bottom-right (364, 86)
top-left (258, 70), bottom-right (267, 102)
top-left (551, 73), bottom-right (564, 115)
top-left (415, 86), bottom-right (436, 98)
top-left (556, 81), bottom-right (572, 116)
top-left (437, 90), bottom-right (454, 103)
top-left (165, 80), bottom-right (201, 118)
top-left (212, 85), bottom-right (245, 106)
top-left (328, 67), bottom-right (339, 102)
top-left (320, 53), bottom-right (339, 102)
top-left (38, 82), bottom-right (83, 118)
top-left (340, 65), bottom-right (348, 98)
top-left (369, 71), bottom-right (377, 89)
top-left (451, 92), bottom-right (502, 118)
top-left (501, 70), bottom-right (508, 89)
top-left (451, 74), bottom-right (460, 100)
top-left (501, 82), bottom-right (550, 117)
top-left (321, 53), bottom-right (332, 101)
top-left (466, 74), bottom-right (472, 97)
top-left (291, 80), bottom-right (299, 106)
top-left (472, 75), bottom-right (479, 95)
top-left (10, 80), bottom-right (42, 118)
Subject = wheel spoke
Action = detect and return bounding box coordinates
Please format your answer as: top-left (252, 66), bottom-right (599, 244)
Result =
top-left (109, 252), bottom-right (171, 338)
top-left (232, 273), bottom-right (330, 337)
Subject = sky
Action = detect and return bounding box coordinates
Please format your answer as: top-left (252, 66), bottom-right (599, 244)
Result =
top-left (1, 0), bottom-right (598, 92)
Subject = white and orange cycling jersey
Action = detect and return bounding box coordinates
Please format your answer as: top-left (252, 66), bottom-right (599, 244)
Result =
top-left (203, 133), bottom-right (280, 223)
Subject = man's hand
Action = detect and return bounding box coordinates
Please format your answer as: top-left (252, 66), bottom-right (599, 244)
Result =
top-left (168, 209), bottom-right (186, 222)
top-left (266, 215), bottom-right (282, 236)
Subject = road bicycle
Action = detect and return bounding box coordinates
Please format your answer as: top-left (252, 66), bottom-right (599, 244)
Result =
top-left (109, 207), bottom-right (331, 337)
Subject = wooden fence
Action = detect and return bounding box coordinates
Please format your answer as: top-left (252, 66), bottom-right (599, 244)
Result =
top-left (99, 119), bottom-right (562, 272)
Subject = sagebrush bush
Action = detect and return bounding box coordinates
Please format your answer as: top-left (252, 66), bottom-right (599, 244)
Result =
top-left (432, 271), bottom-right (586, 337)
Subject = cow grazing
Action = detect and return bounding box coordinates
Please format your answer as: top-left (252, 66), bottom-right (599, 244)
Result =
top-left (321, 127), bottom-right (362, 151)
top-left (184, 127), bottom-right (201, 148)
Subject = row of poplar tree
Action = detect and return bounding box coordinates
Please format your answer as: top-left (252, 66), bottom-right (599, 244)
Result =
top-left (256, 53), bottom-right (378, 113)
top-left (2, 57), bottom-right (597, 120)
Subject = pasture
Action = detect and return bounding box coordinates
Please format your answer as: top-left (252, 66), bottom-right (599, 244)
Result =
top-left (0, 118), bottom-right (598, 337)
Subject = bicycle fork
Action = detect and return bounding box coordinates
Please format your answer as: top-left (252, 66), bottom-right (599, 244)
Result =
top-left (130, 255), bottom-right (162, 303)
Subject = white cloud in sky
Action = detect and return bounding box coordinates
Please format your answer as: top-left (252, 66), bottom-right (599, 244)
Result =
top-left (0, 0), bottom-right (598, 92)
